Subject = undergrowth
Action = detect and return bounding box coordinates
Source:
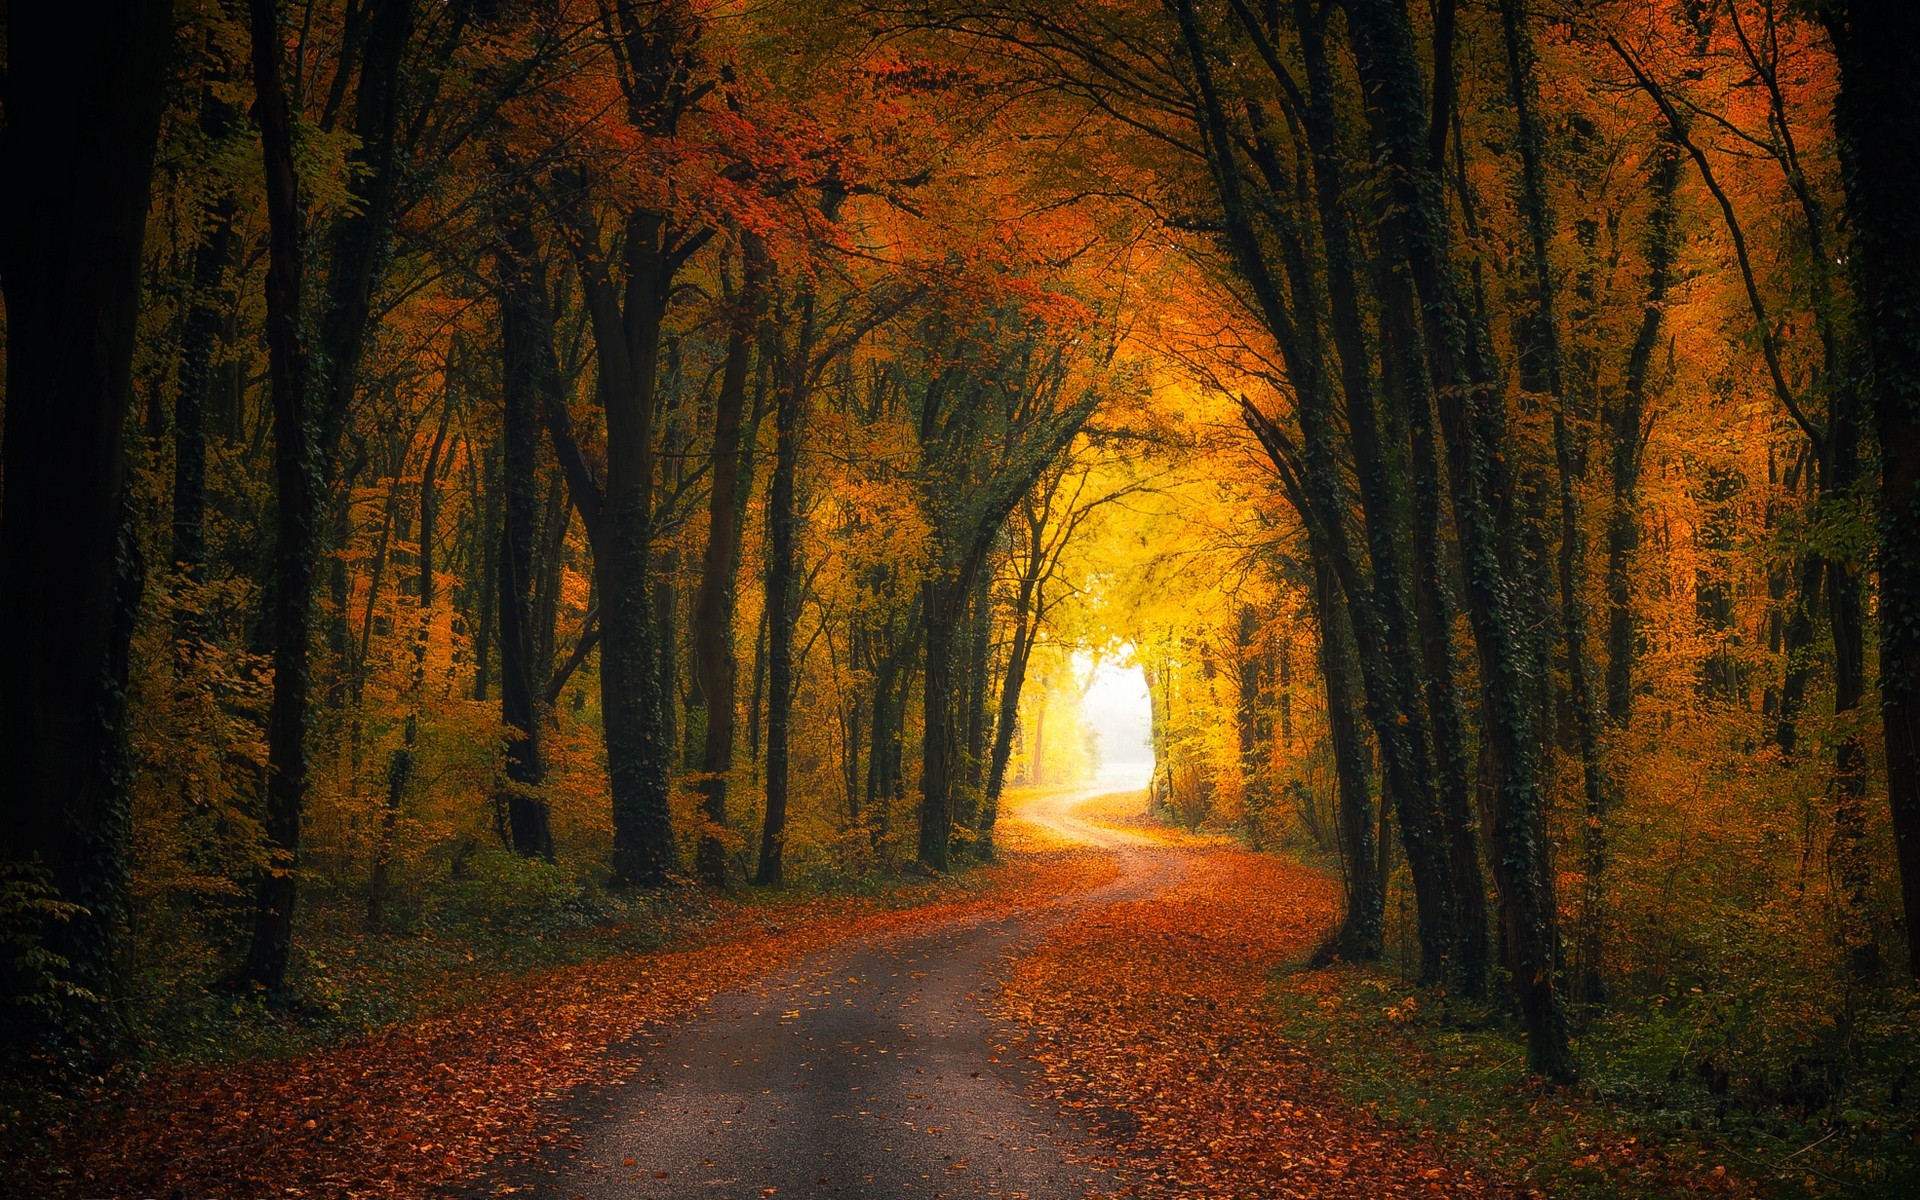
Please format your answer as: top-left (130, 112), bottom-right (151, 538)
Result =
top-left (1267, 960), bottom-right (1920, 1199)
top-left (129, 847), bottom-right (996, 1069)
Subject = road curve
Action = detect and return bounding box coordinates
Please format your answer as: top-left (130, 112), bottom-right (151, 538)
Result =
top-left (464, 789), bottom-right (1176, 1200)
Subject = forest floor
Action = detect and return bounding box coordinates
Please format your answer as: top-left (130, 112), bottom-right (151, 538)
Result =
top-left (13, 788), bottom-right (1784, 1199)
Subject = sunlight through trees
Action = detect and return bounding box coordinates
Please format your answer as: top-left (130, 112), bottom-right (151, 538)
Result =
top-left (4, 1), bottom-right (1920, 1194)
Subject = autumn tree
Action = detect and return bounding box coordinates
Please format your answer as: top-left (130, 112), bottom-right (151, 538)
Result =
top-left (900, 292), bottom-right (1101, 871)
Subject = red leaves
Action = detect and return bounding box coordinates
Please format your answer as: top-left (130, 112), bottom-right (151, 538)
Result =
top-left (997, 828), bottom-right (1515, 1199)
top-left (36, 854), bottom-right (1103, 1199)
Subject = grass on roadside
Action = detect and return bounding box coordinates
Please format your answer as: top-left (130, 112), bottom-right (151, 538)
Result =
top-left (127, 844), bottom-right (1015, 1070)
top-left (4, 796), bottom-right (1111, 1200)
top-left (1267, 962), bottom-right (1920, 1200)
top-left (2, 840), bottom-right (1024, 1181)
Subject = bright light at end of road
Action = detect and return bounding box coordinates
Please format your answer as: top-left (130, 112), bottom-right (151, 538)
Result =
top-left (1080, 649), bottom-right (1154, 792)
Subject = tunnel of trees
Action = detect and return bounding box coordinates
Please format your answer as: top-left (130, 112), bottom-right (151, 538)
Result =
top-left (3, 0), bottom-right (1919, 1140)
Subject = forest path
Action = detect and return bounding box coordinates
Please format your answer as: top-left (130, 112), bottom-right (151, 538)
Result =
top-left (476, 788), bottom-right (1178, 1199)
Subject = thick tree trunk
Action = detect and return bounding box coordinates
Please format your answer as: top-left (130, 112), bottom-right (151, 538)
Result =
top-left (240, 0), bottom-right (315, 996)
top-left (954, 567), bottom-right (995, 841)
top-left (498, 221), bottom-right (556, 860)
top-left (1498, 0), bottom-right (1615, 1005)
top-left (691, 252), bottom-right (761, 885)
top-left (1185, 0), bottom-right (1457, 982)
top-left (0, 1), bottom-right (168, 1047)
top-left (1345, 0), bottom-right (1573, 1079)
top-left (240, 0), bottom-right (417, 995)
top-left (1825, 1), bottom-right (1920, 978)
top-left (1313, 554), bottom-right (1384, 961)
top-left (755, 393), bottom-right (799, 885)
top-left (755, 289), bottom-right (815, 887)
top-left (918, 577), bottom-right (969, 872)
top-left (1290, 0), bottom-right (1484, 986)
top-left (564, 206), bottom-right (679, 887)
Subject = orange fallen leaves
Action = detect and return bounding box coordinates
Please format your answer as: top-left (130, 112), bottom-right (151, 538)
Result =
top-left (996, 842), bottom-right (1520, 1199)
top-left (27, 846), bottom-right (1113, 1200)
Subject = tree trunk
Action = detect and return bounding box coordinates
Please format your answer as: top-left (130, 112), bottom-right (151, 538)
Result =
top-left (918, 577), bottom-right (967, 872)
top-left (0, 0), bottom-right (169, 1043)
top-left (1825, 1), bottom-right (1920, 979)
top-left (1497, 0), bottom-right (1613, 1004)
top-left (498, 219), bottom-right (556, 860)
top-left (567, 206), bottom-right (679, 887)
top-left (237, 0), bottom-right (316, 998)
top-left (748, 604), bottom-right (768, 777)
top-left (1313, 553), bottom-right (1384, 961)
top-left (1183, 0), bottom-right (1455, 983)
top-left (983, 581), bottom-right (1037, 853)
top-left (1289, 0), bottom-right (1483, 985)
top-left (842, 628), bottom-right (866, 829)
top-left (1605, 136), bottom-right (1681, 729)
top-left (1345, 0), bottom-right (1573, 1080)
top-left (471, 448), bottom-right (498, 703)
top-left (955, 565), bottom-right (995, 842)
top-left (1235, 605), bottom-right (1269, 844)
top-left (866, 612), bottom-right (918, 849)
top-left (241, 0), bottom-right (417, 995)
top-left (691, 250), bottom-right (761, 884)
top-left (658, 553), bottom-right (681, 751)
top-left (755, 287), bottom-right (814, 887)
top-left (1812, 0), bottom-right (1920, 979)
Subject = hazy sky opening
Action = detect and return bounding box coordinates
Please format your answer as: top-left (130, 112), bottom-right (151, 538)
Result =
top-left (1079, 649), bottom-right (1154, 791)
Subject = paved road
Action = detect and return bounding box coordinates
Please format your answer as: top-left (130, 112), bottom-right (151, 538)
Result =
top-left (477, 790), bottom-right (1172, 1200)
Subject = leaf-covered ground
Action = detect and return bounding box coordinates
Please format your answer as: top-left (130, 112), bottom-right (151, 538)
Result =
top-left (13, 828), bottom-right (1114, 1200)
top-left (995, 796), bottom-right (1515, 1198)
top-left (1270, 966), bottom-right (1765, 1199)
top-left (15, 790), bottom-right (1794, 1200)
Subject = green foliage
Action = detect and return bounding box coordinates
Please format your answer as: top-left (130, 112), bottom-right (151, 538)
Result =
top-left (434, 846), bottom-right (616, 937)
top-left (1271, 961), bottom-right (1920, 1199)
top-left (128, 851), bottom-right (668, 1068)
top-left (0, 862), bottom-right (101, 1029)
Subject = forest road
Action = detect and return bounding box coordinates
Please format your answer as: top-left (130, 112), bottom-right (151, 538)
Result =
top-left (473, 788), bottom-right (1177, 1200)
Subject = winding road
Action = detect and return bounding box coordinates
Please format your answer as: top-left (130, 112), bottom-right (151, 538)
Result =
top-left (480, 789), bottom-right (1175, 1199)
